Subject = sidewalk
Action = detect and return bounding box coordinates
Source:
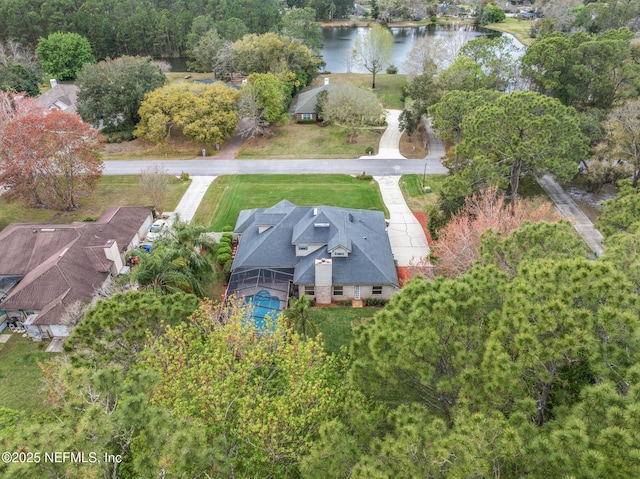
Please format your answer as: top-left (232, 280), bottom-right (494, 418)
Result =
top-left (375, 175), bottom-right (430, 266)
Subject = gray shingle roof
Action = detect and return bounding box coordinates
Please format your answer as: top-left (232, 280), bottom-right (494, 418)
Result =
top-left (233, 202), bottom-right (398, 287)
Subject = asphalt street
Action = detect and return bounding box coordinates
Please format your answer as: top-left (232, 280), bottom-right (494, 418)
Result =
top-left (103, 157), bottom-right (449, 176)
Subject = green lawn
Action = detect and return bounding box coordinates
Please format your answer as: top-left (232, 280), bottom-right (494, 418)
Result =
top-left (0, 334), bottom-right (56, 413)
top-left (484, 18), bottom-right (536, 46)
top-left (0, 175), bottom-right (191, 232)
top-left (399, 174), bottom-right (448, 211)
top-left (193, 174), bottom-right (389, 231)
top-left (237, 120), bottom-right (383, 159)
top-left (311, 73), bottom-right (408, 109)
top-left (311, 307), bottom-right (379, 355)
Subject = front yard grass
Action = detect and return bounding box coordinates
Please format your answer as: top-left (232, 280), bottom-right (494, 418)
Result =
top-left (0, 175), bottom-right (190, 232)
top-left (484, 18), bottom-right (536, 46)
top-left (194, 174), bottom-right (388, 231)
top-left (311, 307), bottom-right (378, 355)
top-left (399, 174), bottom-right (448, 211)
top-left (0, 334), bottom-right (55, 414)
top-left (236, 120), bottom-right (383, 159)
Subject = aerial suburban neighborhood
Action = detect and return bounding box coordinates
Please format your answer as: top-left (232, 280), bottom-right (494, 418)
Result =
top-left (1, 0), bottom-right (640, 477)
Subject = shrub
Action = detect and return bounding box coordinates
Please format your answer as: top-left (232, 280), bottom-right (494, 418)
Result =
top-left (364, 298), bottom-right (388, 307)
top-left (386, 65), bottom-right (398, 74)
top-left (217, 245), bottom-right (232, 256)
top-left (222, 225), bottom-right (234, 232)
top-left (217, 252), bottom-right (231, 265)
top-left (223, 259), bottom-right (233, 282)
top-left (179, 171), bottom-right (190, 181)
top-left (356, 171), bottom-right (373, 181)
top-left (365, 146), bottom-right (374, 155)
top-left (430, 15), bottom-right (437, 23)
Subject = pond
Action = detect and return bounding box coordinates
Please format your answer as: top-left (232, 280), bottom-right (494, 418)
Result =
top-left (320, 24), bottom-right (508, 74)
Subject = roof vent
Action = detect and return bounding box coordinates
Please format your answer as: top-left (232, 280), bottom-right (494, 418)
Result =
top-left (40, 228), bottom-right (55, 232)
top-left (314, 223), bottom-right (330, 228)
top-left (313, 207), bottom-right (318, 216)
top-left (324, 77), bottom-right (329, 85)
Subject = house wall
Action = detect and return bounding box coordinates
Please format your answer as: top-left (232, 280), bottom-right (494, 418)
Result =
top-left (296, 113), bottom-right (317, 122)
top-left (299, 284), bottom-right (397, 301)
top-left (50, 324), bottom-right (71, 338)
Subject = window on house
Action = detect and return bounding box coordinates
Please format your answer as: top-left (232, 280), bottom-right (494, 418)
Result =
top-left (332, 249), bottom-right (346, 256)
top-left (372, 285), bottom-right (383, 295)
top-left (301, 113), bottom-right (313, 120)
top-left (333, 285), bottom-right (343, 296)
top-left (298, 244), bottom-right (308, 251)
top-left (304, 286), bottom-right (315, 296)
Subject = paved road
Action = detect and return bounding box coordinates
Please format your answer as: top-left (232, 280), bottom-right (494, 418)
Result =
top-left (103, 157), bottom-right (449, 176)
top-left (537, 174), bottom-right (604, 256)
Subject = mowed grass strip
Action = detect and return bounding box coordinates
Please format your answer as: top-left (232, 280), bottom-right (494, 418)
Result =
top-left (0, 334), bottom-right (55, 413)
top-left (194, 174), bottom-right (389, 231)
top-left (399, 174), bottom-right (448, 211)
top-left (237, 121), bottom-right (383, 159)
top-left (311, 307), bottom-right (378, 355)
top-left (0, 175), bottom-right (190, 231)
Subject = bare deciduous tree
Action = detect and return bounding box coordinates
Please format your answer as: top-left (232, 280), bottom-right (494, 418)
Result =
top-left (139, 164), bottom-right (170, 215)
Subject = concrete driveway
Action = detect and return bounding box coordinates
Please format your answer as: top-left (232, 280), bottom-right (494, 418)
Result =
top-left (376, 175), bottom-right (430, 266)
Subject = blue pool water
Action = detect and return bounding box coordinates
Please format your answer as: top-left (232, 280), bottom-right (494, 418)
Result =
top-left (246, 290), bottom-right (281, 330)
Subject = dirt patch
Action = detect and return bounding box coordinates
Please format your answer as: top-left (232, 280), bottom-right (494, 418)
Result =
top-left (399, 128), bottom-right (428, 159)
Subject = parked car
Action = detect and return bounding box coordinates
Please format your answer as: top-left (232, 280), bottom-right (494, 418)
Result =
top-left (146, 219), bottom-right (167, 242)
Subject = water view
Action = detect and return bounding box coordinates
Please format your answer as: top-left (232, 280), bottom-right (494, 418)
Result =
top-left (320, 24), bottom-right (503, 74)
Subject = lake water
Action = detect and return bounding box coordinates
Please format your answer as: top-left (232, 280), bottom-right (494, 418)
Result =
top-left (321, 24), bottom-right (506, 74)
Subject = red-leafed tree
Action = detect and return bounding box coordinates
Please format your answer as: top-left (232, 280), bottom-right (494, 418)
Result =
top-left (410, 186), bottom-right (559, 278)
top-left (0, 107), bottom-right (103, 210)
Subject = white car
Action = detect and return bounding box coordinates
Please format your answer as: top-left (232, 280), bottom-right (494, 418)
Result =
top-left (146, 219), bottom-right (167, 242)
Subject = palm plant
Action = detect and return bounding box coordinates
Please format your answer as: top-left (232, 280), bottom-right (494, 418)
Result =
top-left (284, 294), bottom-right (318, 340)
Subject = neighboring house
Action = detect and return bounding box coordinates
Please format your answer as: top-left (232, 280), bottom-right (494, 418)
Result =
top-left (35, 81), bottom-right (78, 114)
top-left (292, 78), bottom-right (341, 122)
top-left (0, 206), bottom-right (153, 340)
top-left (228, 200), bottom-right (398, 317)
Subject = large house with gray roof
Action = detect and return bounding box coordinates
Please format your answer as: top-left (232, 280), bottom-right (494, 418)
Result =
top-left (228, 200), bottom-right (398, 313)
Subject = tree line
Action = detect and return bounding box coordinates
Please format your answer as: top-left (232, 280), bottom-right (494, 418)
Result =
top-left (0, 0), bottom-right (353, 59)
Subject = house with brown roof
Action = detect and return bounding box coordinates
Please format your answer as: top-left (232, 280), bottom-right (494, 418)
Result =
top-left (0, 206), bottom-right (153, 340)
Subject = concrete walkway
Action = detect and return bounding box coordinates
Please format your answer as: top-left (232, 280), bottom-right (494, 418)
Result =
top-left (375, 175), bottom-right (430, 266)
top-left (361, 109), bottom-right (405, 160)
top-left (165, 175), bottom-right (217, 224)
top-left (537, 174), bottom-right (605, 256)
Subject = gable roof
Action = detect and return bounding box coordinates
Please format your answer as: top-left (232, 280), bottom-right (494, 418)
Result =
top-left (35, 84), bottom-right (78, 114)
top-left (0, 206), bottom-right (152, 325)
top-left (233, 202), bottom-right (398, 287)
top-left (293, 84), bottom-right (343, 114)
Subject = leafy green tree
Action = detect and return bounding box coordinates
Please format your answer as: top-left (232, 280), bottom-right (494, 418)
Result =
top-left (64, 290), bottom-right (199, 370)
top-left (320, 84), bottom-right (384, 142)
top-left (36, 32), bottom-right (95, 80)
top-left (459, 36), bottom-right (521, 91)
top-left (135, 82), bottom-right (239, 145)
top-left (76, 55), bottom-right (166, 129)
top-left (437, 56), bottom-right (488, 92)
top-left (139, 298), bottom-right (350, 478)
top-left (596, 179), bottom-right (640, 237)
top-left (215, 17), bottom-right (249, 42)
top-left (522, 29), bottom-right (640, 111)
top-left (350, 268), bottom-right (507, 422)
top-left (244, 72), bottom-right (288, 125)
top-left (231, 32), bottom-right (323, 88)
top-left (456, 90), bottom-right (588, 205)
top-left (238, 83), bottom-right (271, 143)
top-left (478, 4), bottom-right (506, 25)
top-left (283, 7), bottom-right (323, 51)
top-left (480, 258), bottom-right (640, 426)
top-left (187, 29), bottom-right (228, 73)
top-left (354, 24), bottom-right (394, 89)
top-left (0, 40), bottom-right (42, 96)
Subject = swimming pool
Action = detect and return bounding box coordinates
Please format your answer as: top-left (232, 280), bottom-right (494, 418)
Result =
top-left (245, 290), bottom-right (282, 330)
